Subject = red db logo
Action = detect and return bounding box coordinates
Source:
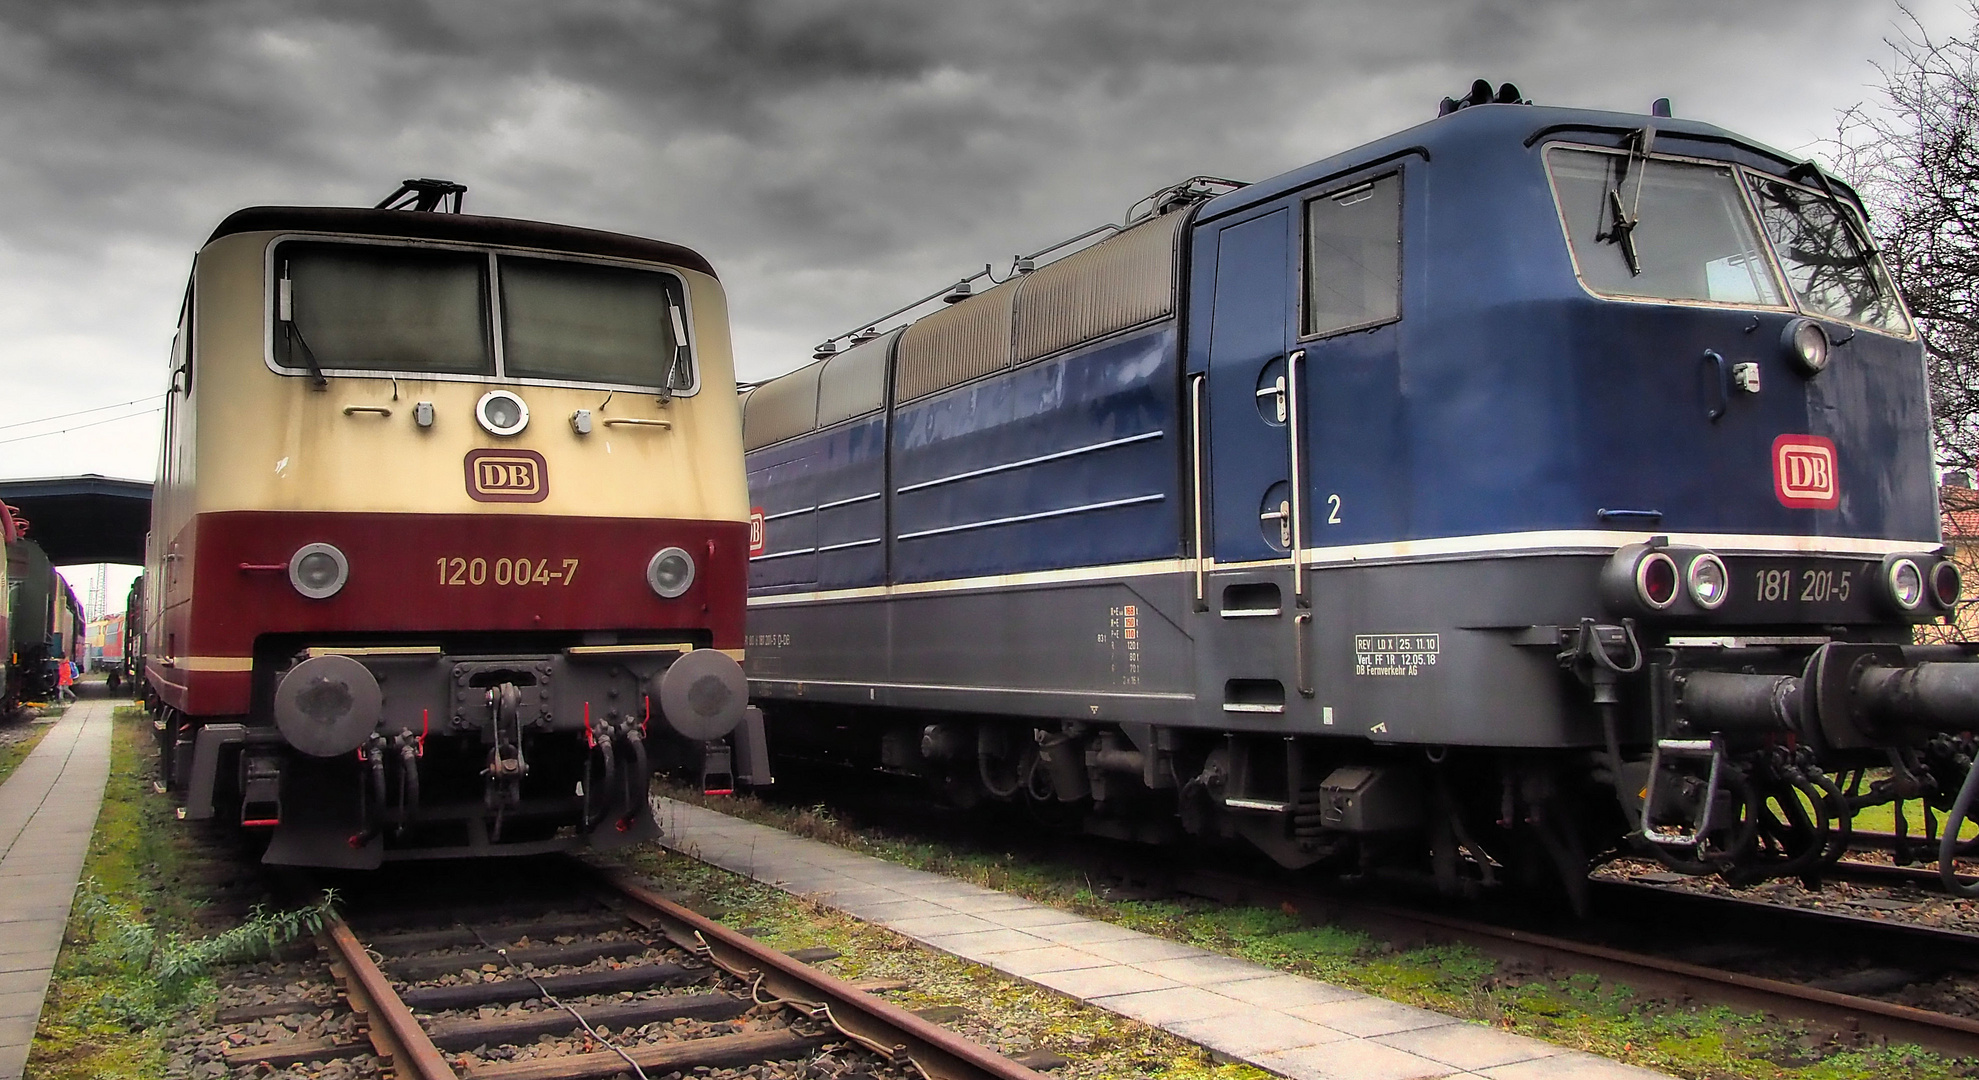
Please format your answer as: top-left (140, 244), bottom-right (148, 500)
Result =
top-left (465, 449), bottom-right (549, 503)
top-left (748, 508), bottom-right (766, 556)
top-left (1773, 434), bottom-right (1838, 510)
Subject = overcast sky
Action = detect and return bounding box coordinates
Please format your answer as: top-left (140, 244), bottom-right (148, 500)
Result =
top-left (1, 0), bottom-right (1968, 538)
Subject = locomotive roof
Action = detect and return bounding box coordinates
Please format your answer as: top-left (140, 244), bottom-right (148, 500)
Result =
top-left (205, 206), bottom-right (717, 278)
top-left (1196, 103), bottom-right (1831, 226)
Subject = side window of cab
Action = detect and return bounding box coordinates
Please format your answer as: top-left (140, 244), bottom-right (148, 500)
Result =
top-left (1302, 172), bottom-right (1402, 338)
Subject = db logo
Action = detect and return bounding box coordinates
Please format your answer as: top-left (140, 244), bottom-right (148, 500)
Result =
top-left (464, 449), bottom-right (549, 503)
top-left (1773, 434), bottom-right (1839, 509)
top-left (749, 508), bottom-right (766, 556)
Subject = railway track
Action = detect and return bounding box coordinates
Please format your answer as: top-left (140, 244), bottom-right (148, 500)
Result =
top-left (197, 856), bottom-right (1049, 1080)
top-left (1090, 849), bottom-right (1979, 1060)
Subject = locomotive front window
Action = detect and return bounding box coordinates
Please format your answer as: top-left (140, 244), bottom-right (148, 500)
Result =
top-left (1303, 173), bottom-right (1402, 337)
top-left (1547, 148), bottom-right (1785, 307)
top-left (1743, 176), bottom-right (1910, 333)
top-left (275, 242), bottom-right (493, 375)
top-left (498, 256), bottom-right (686, 389)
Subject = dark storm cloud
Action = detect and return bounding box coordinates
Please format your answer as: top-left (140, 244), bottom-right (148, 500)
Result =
top-left (0, 0), bottom-right (1912, 462)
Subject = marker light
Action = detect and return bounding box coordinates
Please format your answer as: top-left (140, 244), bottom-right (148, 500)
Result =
top-left (1636, 551), bottom-right (1679, 610)
top-left (476, 390), bottom-right (530, 437)
top-left (289, 542), bottom-right (349, 599)
top-left (1783, 318), bottom-right (1830, 376)
top-left (646, 547), bottom-right (696, 598)
top-left (1686, 553), bottom-right (1730, 610)
top-left (1887, 557), bottom-right (1925, 611)
top-left (1932, 561), bottom-right (1963, 610)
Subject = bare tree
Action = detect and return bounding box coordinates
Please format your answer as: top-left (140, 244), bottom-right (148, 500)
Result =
top-left (1833, 4), bottom-right (1979, 473)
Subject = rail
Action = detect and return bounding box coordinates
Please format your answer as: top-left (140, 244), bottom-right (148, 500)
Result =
top-left (596, 863), bottom-right (1049, 1080)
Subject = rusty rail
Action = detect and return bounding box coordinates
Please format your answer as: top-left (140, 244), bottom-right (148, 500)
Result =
top-left (320, 911), bottom-right (459, 1080)
top-left (597, 863), bottom-right (1050, 1080)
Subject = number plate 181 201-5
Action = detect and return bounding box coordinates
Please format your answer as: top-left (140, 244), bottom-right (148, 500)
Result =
top-left (1718, 558), bottom-right (1875, 622)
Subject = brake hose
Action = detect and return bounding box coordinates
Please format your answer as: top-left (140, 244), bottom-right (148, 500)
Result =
top-left (1940, 758), bottom-right (1979, 897)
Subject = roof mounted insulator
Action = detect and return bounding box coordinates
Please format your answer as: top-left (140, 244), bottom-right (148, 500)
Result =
top-left (812, 340), bottom-right (840, 361)
top-left (942, 280), bottom-right (973, 304)
top-left (1652, 98), bottom-right (1673, 118)
top-left (1437, 79), bottom-right (1528, 117)
top-left (375, 178), bottom-right (468, 213)
top-left (1013, 255), bottom-right (1036, 275)
top-left (849, 327), bottom-right (882, 345)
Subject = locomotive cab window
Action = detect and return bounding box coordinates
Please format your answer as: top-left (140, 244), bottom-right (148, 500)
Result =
top-left (1743, 175), bottom-right (1911, 334)
top-left (499, 256), bottom-right (693, 391)
top-left (275, 242), bottom-right (493, 375)
top-left (269, 239), bottom-right (695, 391)
top-left (1547, 147), bottom-right (1785, 307)
top-left (1303, 173), bottom-right (1402, 338)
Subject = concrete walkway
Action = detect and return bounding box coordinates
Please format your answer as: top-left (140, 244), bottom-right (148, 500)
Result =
top-left (654, 798), bottom-right (1671, 1080)
top-left (0, 699), bottom-right (114, 1080)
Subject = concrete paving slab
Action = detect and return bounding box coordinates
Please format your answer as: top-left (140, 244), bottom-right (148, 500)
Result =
top-left (1474, 1052), bottom-right (1671, 1080)
top-left (972, 904), bottom-right (1092, 929)
top-left (1213, 973), bottom-right (1370, 1010)
top-left (0, 974), bottom-right (43, 997)
top-left (977, 945), bottom-right (1117, 977)
top-left (652, 796), bottom-right (1675, 1080)
top-left (1075, 935), bottom-right (1214, 965)
top-left (1024, 919), bottom-right (1148, 947)
top-left (1168, 1011), bottom-right (1353, 1055)
top-left (1292, 996), bottom-right (1463, 1038)
top-left (1028, 963), bottom-right (1184, 999)
top-left (1091, 985), bottom-right (1254, 1025)
top-left (1255, 1037), bottom-right (1458, 1080)
top-left (884, 912), bottom-right (1005, 938)
top-left (917, 927), bottom-right (1056, 956)
top-left (1134, 952), bottom-right (1278, 986)
top-left (834, 897), bottom-right (953, 923)
top-left (915, 890), bottom-right (1041, 915)
top-left (1374, 1023), bottom-right (1564, 1072)
top-left (0, 699), bottom-right (115, 1080)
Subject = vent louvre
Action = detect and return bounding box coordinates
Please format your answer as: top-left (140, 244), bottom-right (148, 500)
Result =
top-left (741, 359), bottom-right (821, 450)
top-left (1013, 213), bottom-right (1185, 365)
top-left (894, 278), bottom-right (1020, 403)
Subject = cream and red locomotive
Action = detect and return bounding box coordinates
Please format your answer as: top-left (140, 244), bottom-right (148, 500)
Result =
top-left (142, 181), bottom-right (760, 867)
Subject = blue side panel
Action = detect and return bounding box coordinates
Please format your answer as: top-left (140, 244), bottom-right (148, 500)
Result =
top-left (890, 322), bottom-right (1183, 583)
top-left (745, 411), bottom-right (890, 593)
top-left (814, 414), bottom-right (888, 590)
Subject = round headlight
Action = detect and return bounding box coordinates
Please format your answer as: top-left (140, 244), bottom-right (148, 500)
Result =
top-left (289, 542), bottom-right (349, 599)
top-left (1887, 557), bottom-right (1925, 611)
top-left (1636, 551), bottom-right (1679, 610)
top-left (1686, 553), bottom-right (1729, 610)
top-left (1931, 560), bottom-right (1963, 610)
top-left (1782, 318), bottom-right (1830, 376)
top-left (646, 547), bottom-right (696, 598)
top-left (476, 390), bottom-right (530, 437)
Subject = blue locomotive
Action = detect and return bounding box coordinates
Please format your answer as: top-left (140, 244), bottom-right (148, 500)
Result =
top-left (739, 85), bottom-right (1979, 900)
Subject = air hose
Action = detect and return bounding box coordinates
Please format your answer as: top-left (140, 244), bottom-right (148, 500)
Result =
top-left (1940, 757), bottom-right (1979, 897)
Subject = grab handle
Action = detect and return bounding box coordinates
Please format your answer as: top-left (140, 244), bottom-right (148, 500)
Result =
top-left (1701, 350), bottom-right (1728, 422)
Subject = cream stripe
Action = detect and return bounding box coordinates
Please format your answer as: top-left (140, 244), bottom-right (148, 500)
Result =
top-left (180, 656), bottom-right (255, 672)
top-left (748, 530), bottom-right (1937, 607)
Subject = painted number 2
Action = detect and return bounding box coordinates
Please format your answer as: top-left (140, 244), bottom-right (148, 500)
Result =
top-left (1326, 494), bottom-right (1342, 524)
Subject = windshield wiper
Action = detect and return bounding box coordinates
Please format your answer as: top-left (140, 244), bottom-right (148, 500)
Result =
top-left (1600, 124), bottom-right (1657, 276)
top-left (284, 320), bottom-right (328, 389)
top-left (1789, 160), bottom-right (1880, 257)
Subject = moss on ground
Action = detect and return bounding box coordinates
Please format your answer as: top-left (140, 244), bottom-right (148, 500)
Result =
top-left (655, 784), bottom-right (1977, 1080)
top-left (25, 707), bottom-right (196, 1080)
top-left (0, 718), bottom-right (53, 786)
top-left (611, 844), bottom-right (1272, 1080)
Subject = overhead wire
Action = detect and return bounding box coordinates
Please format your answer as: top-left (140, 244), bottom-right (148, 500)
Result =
top-left (0, 406), bottom-right (164, 447)
top-left (0, 393), bottom-right (167, 433)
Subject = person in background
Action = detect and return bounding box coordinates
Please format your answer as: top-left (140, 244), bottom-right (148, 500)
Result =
top-left (56, 657), bottom-right (75, 703)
